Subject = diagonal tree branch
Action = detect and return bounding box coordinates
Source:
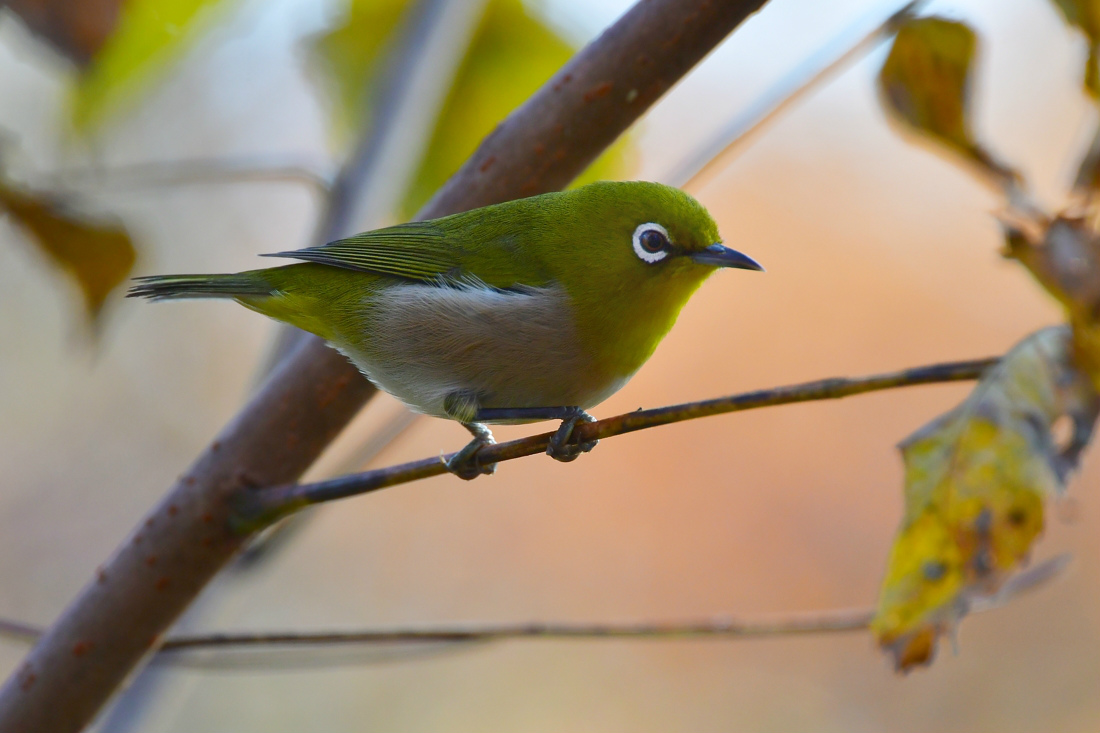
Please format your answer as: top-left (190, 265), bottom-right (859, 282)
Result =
top-left (238, 357), bottom-right (999, 527)
top-left (0, 2), bottom-right (771, 731)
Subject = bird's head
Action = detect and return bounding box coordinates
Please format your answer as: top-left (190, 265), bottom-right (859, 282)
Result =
top-left (547, 181), bottom-right (763, 376)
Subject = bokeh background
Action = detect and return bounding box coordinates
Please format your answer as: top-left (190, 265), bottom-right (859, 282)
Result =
top-left (2, 0), bottom-right (1099, 730)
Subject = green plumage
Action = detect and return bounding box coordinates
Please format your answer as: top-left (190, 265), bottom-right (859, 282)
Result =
top-left (128, 181), bottom-right (759, 426)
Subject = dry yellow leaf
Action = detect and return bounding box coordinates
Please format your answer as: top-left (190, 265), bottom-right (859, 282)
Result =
top-left (873, 327), bottom-right (1097, 671)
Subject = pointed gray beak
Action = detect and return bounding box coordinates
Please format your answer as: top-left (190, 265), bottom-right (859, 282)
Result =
top-left (689, 244), bottom-right (764, 271)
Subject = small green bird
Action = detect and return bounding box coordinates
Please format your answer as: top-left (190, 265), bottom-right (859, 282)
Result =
top-left (129, 181), bottom-right (762, 478)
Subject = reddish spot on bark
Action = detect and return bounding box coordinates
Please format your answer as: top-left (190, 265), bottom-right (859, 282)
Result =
top-left (533, 143), bottom-right (546, 156)
top-left (636, 54), bottom-right (651, 66)
top-left (583, 82), bottom-right (613, 103)
top-left (563, 73), bottom-right (573, 83)
top-left (145, 555), bottom-right (158, 567)
top-left (211, 441), bottom-right (221, 452)
top-left (202, 512), bottom-right (214, 524)
top-left (155, 576), bottom-right (171, 591)
top-left (201, 536), bottom-right (215, 548)
top-left (520, 178), bottom-right (539, 195)
top-left (183, 476), bottom-right (196, 486)
top-left (554, 148), bottom-right (567, 161)
top-left (168, 504), bottom-right (179, 517)
top-left (317, 372), bottom-right (353, 408)
top-left (96, 567), bottom-right (107, 584)
top-left (145, 517), bottom-right (155, 528)
top-left (285, 432), bottom-right (300, 450)
top-left (72, 641), bottom-right (93, 657)
top-left (19, 667), bottom-right (36, 692)
top-left (553, 123), bottom-right (564, 135)
top-left (479, 155), bottom-right (496, 172)
top-left (133, 534), bottom-right (143, 545)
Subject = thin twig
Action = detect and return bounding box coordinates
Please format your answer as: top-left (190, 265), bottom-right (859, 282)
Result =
top-left (239, 356), bottom-right (999, 527)
top-left (669, 0), bottom-right (926, 189)
top-left (167, 611), bottom-right (876, 650)
top-left (232, 406), bottom-right (421, 570)
top-left (37, 156), bottom-right (335, 198)
top-left (0, 620), bottom-right (38, 643)
top-left (0, 553), bottom-right (1066, 658)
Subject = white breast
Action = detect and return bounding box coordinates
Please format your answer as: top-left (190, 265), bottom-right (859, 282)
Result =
top-left (335, 281), bottom-right (619, 420)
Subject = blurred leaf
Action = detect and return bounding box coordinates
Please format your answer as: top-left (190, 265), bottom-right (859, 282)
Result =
top-left (310, 0), bottom-right (629, 219)
top-left (0, 180), bottom-right (136, 322)
top-left (878, 16), bottom-right (1014, 181)
top-left (879, 17), bottom-right (976, 157)
top-left (71, 0), bottom-right (241, 131)
top-left (1049, 0), bottom-right (1100, 98)
top-left (872, 327), bottom-right (1098, 671)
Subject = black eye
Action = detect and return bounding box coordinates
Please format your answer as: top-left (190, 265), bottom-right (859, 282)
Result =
top-left (632, 222), bottom-right (671, 263)
top-left (640, 229), bottom-right (667, 253)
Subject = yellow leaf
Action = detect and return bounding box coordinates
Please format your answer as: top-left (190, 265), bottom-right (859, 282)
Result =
top-left (310, 0), bottom-right (629, 219)
top-left (1049, 0), bottom-right (1100, 98)
top-left (0, 180), bottom-right (136, 322)
top-left (71, 0), bottom-right (240, 131)
top-left (872, 327), bottom-right (1098, 671)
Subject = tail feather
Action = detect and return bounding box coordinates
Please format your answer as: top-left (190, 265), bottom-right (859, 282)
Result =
top-left (127, 273), bottom-right (275, 301)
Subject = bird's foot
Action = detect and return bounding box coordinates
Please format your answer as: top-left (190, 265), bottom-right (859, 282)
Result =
top-left (443, 422), bottom-right (497, 480)
top-left (546, 408), bottom-right (598, 463)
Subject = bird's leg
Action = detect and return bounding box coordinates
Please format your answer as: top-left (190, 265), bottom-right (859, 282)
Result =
top-left (547, 408), bottom-right (598, 462)
top-left (442, 391), bottom-right (497, 480)
top-left (473, 406), bottom-right (598, 463)
top-left (443, 422), bottom-right (497, 480)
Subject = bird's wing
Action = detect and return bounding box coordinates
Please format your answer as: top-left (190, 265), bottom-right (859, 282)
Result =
top-left (262, 222), bottom-right (461, 282)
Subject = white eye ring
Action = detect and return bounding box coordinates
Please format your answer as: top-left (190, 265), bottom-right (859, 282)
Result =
top-left (632, 222), bottom-right (670, 264)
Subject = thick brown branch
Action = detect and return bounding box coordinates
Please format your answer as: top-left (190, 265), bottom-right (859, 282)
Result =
top-left (239, 357), bottom-right (999, 527)
top-left (0, 2), bottom-right (770, 731)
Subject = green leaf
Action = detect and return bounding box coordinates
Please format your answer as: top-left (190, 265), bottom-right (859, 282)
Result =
top-left (872, 327), bottom-right (1098, 671)
top-left (1050, 0), bottom-right (1100, 98)
top-left (310, 0), bottom-right (629, 219)
top-left (0, 181), bottom-right (137, 322)
top-left (71, 0), bottom-right (241, 131)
